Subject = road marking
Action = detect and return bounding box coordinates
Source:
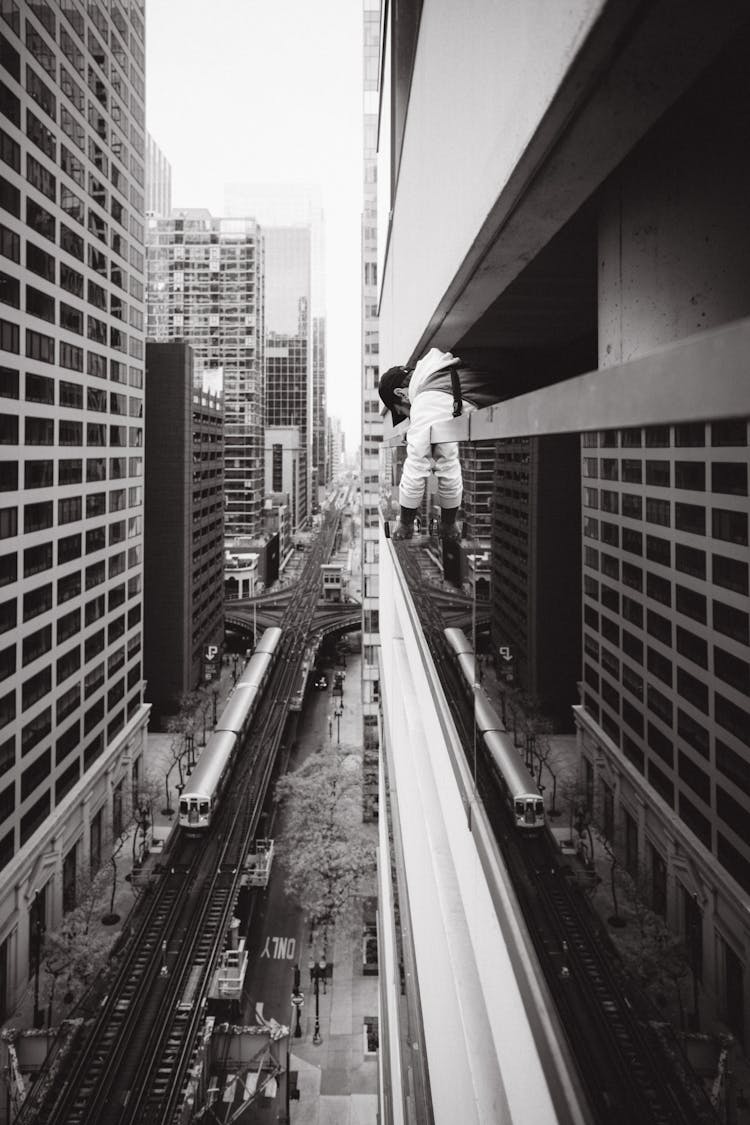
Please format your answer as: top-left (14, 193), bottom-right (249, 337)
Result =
top-left (260, 935), bottom-right (297, 959)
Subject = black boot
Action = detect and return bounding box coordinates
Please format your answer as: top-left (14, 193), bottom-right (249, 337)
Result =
top-left (392, 506), bottom-right (417, 540)
top-left (439, 506), bottom-right (461, 542)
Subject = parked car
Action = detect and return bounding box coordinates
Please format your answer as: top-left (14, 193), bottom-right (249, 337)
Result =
top-left (314, 674), bottom-right (328, 690)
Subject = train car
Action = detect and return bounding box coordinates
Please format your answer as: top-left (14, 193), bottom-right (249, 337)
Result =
top-left (444, 628), bottom-right (545, 832)
top-left (179, 730), bottom-right (237, 831)
top-left (179, 627), bottom-right (283, 833)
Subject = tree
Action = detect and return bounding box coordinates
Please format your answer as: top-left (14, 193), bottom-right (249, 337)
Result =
top-left (130, 771), bottom-right (163, 869)
top-left (40, 867), bottom-right (112, 1024)
top-left (274, 745), bottom-right (376, 956)
top-left (162, 690), bottom-right (209, 812)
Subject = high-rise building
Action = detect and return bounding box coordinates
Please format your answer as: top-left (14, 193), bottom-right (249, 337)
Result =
top-left (145, 210), bottom-right (265, 537)
top-left (360, 0), bottom-right (382, 818)
top-left (374, 2), bottom-right (750, 1115)
top-left (145, 133), bottom-right (171, 218)
top-left (490, 434), bottom-right (581, 727)
top-left (263, 225), bottom-right (312, 529)
top-left (143, 342), bottom-right (224, 725)
top-left (312, 314), bottom-right (327, 500)
top-left (0, 0), bottom-right (148, 1021)
top-left (224, 185), bottom-right (327, 521)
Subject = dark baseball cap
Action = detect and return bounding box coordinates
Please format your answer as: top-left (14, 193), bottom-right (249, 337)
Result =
top-left (378, 365), bottom-right (412, 425)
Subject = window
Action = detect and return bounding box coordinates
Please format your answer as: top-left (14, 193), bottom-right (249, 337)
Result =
top-left (621, 494), bottom-right (642, 520)
top-left (60, 262), bottom-right (83, 298)
top-left (712, 420), bottom-right (747, 447)
top-left (0, 175), bottom-right (20, 219)
top-left (26, 240), bottom-right (54, 282)
top-left (675, 503), bottom-right (706, 536)
top-left (59, 343), bottom-right (83, 372)
top-left (25, 329), bottom-right (54, 364)
top-left (712, 462), bottom-right (748, 496)
top-left (23, 501), bottom-right (52, 532)
top-left (675, 543), bottom-right (705, 580)
top-left (23, 461), bottom-right (52, 490)
top-left (675, 422), bottom-right (706, 447)
top-left (646, 460), bottom-right (670, 487)
top-left (26, 197), bottom-right (55, 242)
top-left (712, 508), bottom-right (748, 546)
top-left (676, 626), bottom-right (708, 669)
top-left (675, 462), bottom-right (705, 490)
top-left (57, 532), bottom-right (81, 563)
top-left (0, 270), bottom-right (19, 309)
top-left (646, 498), bottom-right (670, 526)
top-left (26, 285), bottom-right (54, 323)
top-left (0, 223), bottom-right (20, 263)
top-left (58, 496), bottom-right (82, 524)
top-left (26, 152), bottom-right (55, 200)
top-left (713, 554), bottom-right (748, 596)
top-left (60, 223), bottom-right (83, 260)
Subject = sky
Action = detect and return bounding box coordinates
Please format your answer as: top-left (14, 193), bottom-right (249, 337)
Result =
top-left (145, 0), bottom-right (364, 446)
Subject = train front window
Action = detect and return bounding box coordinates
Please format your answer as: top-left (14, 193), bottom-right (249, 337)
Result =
top-left (535, 799), bottom-right (544, 818)
top-left (179, 798), bottom-right (188, 817)
top-left (199, 799), bottom-right (209, 817)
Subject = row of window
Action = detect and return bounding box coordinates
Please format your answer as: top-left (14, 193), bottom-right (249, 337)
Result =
top-left (584, 539), bottom-right (748, 594)
top-left (0, 502), bottom-right (142, 540)
top-left (0, 604), bottom-right (140, 691)
top-left (581, 490), bottom-right (748, 543)
top-left (0, 299), bottom-right (141, 358)
top-left (0, 414), bottom-right (142, 455)
top-left (582, 457), bottom-right (748, 495)
top-left (582, 420), bottom-right (747, 449)
top-left (0, 259), bottom-right (140, 337)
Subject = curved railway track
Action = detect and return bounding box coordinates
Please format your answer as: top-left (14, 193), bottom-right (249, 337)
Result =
top-left (17, 512), bottom-right (342, 1125)
top-left (396, 540), bottom-right (718, 1125)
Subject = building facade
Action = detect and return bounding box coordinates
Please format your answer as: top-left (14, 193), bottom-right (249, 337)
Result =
top-left (145, 210), bottom-right (265, 538)
top-left (143, 342), bottom-right (224, 726)
top-left (263, 225), bottom-right (312, 530)
top-left (145, 132), bottom-right (171, 218)
top-left (490, 434), bottom-right (581, 728)
top-left (375, 1), bottom-right (750, 1118)
top-left (0, 0), bottom-right (149, 1022)
top-left (311, 313), bottom-right (327, 501)
top-left (360, 0), bottom-right (382, 820)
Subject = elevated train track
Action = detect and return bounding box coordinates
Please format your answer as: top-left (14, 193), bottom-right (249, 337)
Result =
top-left (17, 512), bottom-right (343, 1125)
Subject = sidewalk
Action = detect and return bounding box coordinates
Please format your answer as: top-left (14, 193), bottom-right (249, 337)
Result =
top-left (286, 649), bottom-right (379, 1125)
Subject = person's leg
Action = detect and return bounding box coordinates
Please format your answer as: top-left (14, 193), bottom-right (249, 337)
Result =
top-left (434, 440), bottom-right (462, 539)
top-left (439, 505), bottom-right (461, 541)
top-left (391, 505), bottom-right (417, 540)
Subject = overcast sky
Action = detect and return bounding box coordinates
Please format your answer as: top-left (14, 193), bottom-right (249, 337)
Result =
top-left (145, 0), bottom-right (364, 446)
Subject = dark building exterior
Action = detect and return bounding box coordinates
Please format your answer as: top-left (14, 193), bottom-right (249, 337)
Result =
top-left (491, 435), bottom-right (581, 728)
top-left (144, 343), bottom-right (224, 724)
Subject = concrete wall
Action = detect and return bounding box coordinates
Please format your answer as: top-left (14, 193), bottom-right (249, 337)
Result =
top-left (380, 0), bottom-right (604, 365)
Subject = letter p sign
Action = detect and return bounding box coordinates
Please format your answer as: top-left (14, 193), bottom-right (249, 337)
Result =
top-left (205, 645), bottom-right (218, 661)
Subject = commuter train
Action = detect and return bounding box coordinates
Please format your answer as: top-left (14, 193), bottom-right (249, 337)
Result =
top-left (443, 628), bottom-right (545, 831)
top-left (179, 627), bottom-right (283, 833)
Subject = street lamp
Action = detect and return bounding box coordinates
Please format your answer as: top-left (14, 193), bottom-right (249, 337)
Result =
top-left (32, 891), bottom-right (44, 1029)
top-left (309, 956), bottom-right (328, 1045)
top-left (212, 686), bottom-right (219, 725)
top-left (334, 705), bottom-right (343, 744)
